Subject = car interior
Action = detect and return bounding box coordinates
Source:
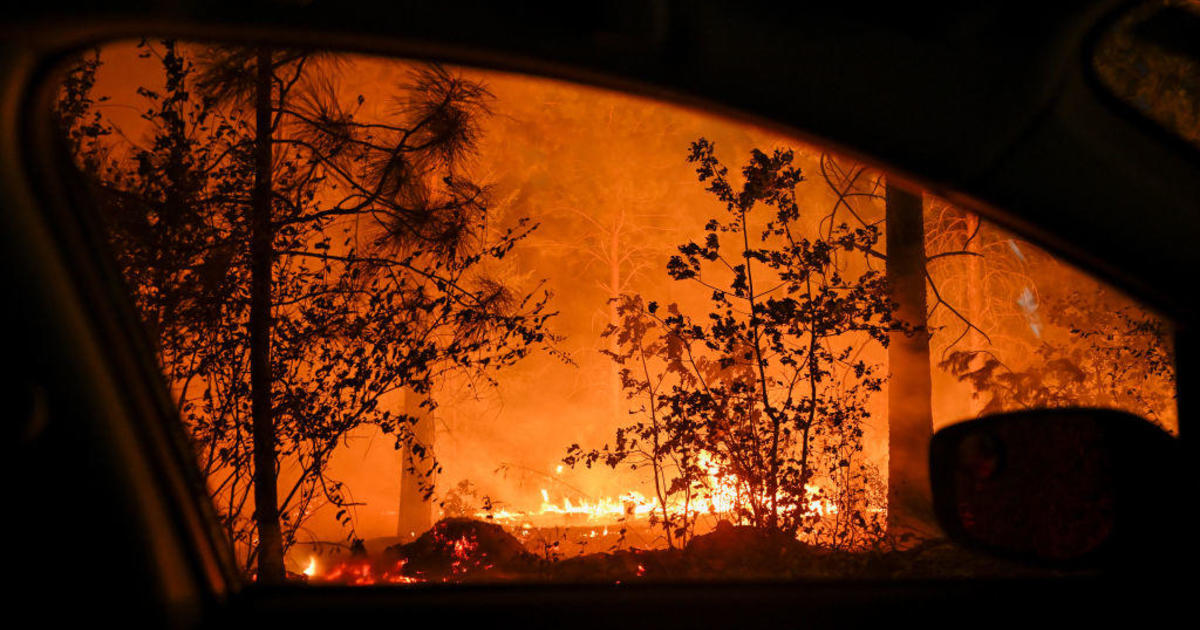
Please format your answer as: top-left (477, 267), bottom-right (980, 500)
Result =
top-left (2, 1), bottom-right (1195, 627)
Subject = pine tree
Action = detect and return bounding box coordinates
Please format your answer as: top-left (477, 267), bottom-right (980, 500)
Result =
top-left (59, 41), bottom-right (556, 580)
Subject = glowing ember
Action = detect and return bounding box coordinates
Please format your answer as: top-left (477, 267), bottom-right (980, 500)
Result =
top-left (312, 558), bottom-right (424, 585)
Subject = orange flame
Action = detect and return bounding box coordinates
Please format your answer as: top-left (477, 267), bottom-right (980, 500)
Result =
top-left (477, 451), bottom-right (838, 531)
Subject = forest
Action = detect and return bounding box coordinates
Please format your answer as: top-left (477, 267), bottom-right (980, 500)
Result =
top-left (56, 40), bottom-right (1178, 584)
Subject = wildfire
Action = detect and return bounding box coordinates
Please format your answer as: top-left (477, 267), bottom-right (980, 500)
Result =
top-left (537, 490), bottom-right (659, 520)
top-left (310, 557), bottom-right (424, 585)
top-left (303, 528), bottom-right (499, 585)
top-left (449, 534), bottom-right (494, 575)
top-left (476, 451), bottom-right (838, 531)
top-left (299, 456), bottom-right (841, 586)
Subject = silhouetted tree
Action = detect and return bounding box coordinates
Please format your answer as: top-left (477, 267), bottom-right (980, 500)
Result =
top-left (815, 157), bottom-right (990, 540)
top-left (58, 41), bottom-right (556, 581)
top-left (568, 293), bottom-right (706, 548)
top-left (882, 183), bottom-right (935, 537)
top-left (941, 290), bottom-right (1176, 428)
top-left (569, 140), bottom-right (894, 545)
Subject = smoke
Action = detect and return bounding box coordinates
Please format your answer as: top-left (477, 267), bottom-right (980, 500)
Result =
top-left (88, 42), bottom-right (1177, 551)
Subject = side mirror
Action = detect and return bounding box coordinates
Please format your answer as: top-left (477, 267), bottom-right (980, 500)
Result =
top-left (929, 408), bottom-right (1181, 567)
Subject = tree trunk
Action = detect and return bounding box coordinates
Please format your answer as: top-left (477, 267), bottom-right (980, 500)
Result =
top-left (249, 46), bottom-right (285, 583)
top-left (397, 388), bottom-right (435, 539)
top-left (964, 212), bottom-right (986, 418)
top-left (885, 184), bottom-right (936, 539)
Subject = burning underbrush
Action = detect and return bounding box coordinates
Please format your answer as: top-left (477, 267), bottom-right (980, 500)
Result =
top-left (298, 517), bottom-right (1043, 585)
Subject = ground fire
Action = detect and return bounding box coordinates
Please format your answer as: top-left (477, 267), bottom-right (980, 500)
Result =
top-left (58, 39), bottom-right (1179, 585)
